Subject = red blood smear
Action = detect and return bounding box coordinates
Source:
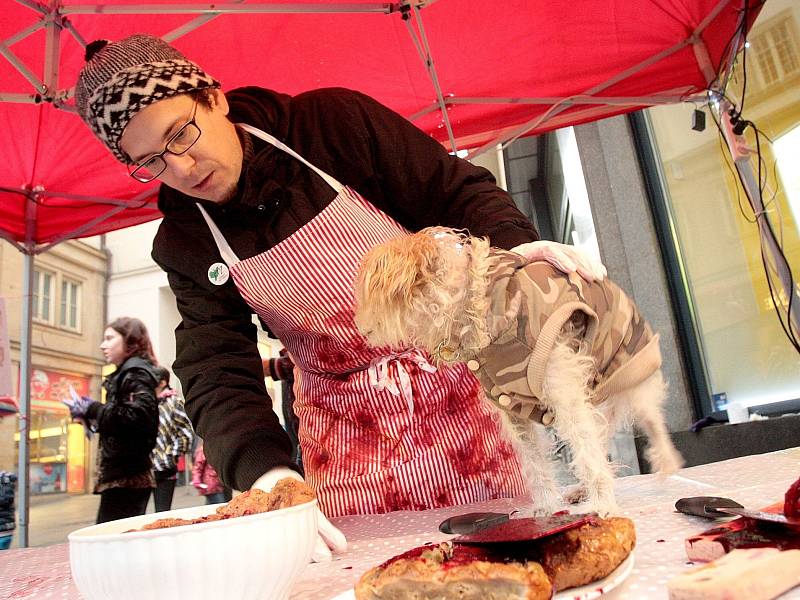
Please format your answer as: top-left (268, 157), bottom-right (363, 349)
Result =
top-left (454, 514), bottom-right (596, 544)
top-left (687, 518), bottom-right (800, 553)
top-left (784, 476), bottom-right (800, 519)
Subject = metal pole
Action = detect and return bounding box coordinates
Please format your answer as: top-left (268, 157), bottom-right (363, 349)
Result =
top-left (42, 6), bottom-right (63, 99)
top-left (716, 100), bottom-right (800, 337)
top-left (16, 194), bottom-right (36, 547)
top-left (409, 4), bottom-right (456, 152)
top-left (17, 190), bottom-right (38, 547)
top-left (736, 160), bottom-right (800, 336)
top-left (61, 2), bottom-right (395, 15)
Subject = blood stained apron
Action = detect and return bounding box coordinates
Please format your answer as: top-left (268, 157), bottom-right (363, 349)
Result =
top-left (197, 123), bottom-right (525, 517)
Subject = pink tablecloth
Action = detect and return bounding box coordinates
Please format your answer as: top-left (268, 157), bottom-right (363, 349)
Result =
top-left (2, 448), bottom-right (799, 599)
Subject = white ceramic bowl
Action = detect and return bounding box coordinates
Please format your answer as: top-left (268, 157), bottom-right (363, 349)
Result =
top-left (68, 498), bottom-right (317, 600)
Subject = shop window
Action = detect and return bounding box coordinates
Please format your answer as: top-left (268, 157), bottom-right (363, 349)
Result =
top-left (503, 128), bottom-right (600, 260)
top-left (32, 269), bottom-right (54, 324)
top-left (59, 279), bottom-right (81, 331)
top-left (14, 368), bottom-right (91, 494)
top-left (642, 0), bottom-right (800, 416)
top-left (751, 14), bottom-right (799, 89)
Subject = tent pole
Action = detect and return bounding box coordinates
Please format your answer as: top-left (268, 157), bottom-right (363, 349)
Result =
top-left (61, 18), bottom-right (86, 48)
top-left (16, 196), bottom-right (36, 548)
top-left (407, 4), bottom-right (457, 152)
top-left (718, 101), bottom-right (800, 338)
top-left (442, 95), bottom-right (688, 107)
top-left (3, 19), bottom-right (45, 46)
top-left (0, 93), bottom-right (38, 103)
top-left (163, 0), bottom-right (247, 42)
top-left (693, 19), bottom-right (797, 333)
top-left (465, 18), bottom-right (715, 160)
top-left (43, 4), bottom-right (63, 97)
top-left (61, 3), bottom-right (396, 15)
top-left (14, 0), bottom-right (47, 14)
top-left (0, 41), bottom-right (46, 95)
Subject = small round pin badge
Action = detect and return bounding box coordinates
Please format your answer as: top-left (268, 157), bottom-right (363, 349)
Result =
top-left (207, 262), bottom-right (230, 286)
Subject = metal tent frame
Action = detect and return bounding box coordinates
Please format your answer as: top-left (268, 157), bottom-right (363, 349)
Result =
top-left (3, 0), bottom-right (786, 548)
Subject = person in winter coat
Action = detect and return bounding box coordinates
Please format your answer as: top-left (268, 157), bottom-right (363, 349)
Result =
top-left (67, 317), bottom-right (160, 524)
top-left (262, 349), bottom-right (301, 468)
top-left (151, 365), bottom-right (194, 512)
top-left (191, 441), bottom-right (232, 505)
top-left (74, 34), bottom-right (605, 558)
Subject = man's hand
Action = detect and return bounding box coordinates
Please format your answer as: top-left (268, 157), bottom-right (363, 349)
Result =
top-left (253, 467), bottom-right (347, 562)
top-left (510, 241), bottom-right (606, 282)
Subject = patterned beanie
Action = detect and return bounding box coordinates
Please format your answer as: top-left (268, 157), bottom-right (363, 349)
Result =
top-left (75, 34), bottom-right (220, 163)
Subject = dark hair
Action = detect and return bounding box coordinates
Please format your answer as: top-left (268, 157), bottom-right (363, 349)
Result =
top-left (153, 365), bottom-right (171, 385)
top-left (107, 316), bottom-right (157, 364)
top-left (190, 87), bottom-right (214, 109)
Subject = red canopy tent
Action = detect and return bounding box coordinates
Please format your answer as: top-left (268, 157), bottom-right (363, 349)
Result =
top-left (1, 0), bottom-right (758, 546)
top-left (1, 0), bottom-right (754, 251)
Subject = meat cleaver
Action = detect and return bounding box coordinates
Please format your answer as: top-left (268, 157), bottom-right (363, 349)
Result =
top-left (451, 513), bottom-right (595, 544)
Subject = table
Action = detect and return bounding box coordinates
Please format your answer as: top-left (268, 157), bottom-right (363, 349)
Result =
top-left (2, 448), bottom-right (799, 599)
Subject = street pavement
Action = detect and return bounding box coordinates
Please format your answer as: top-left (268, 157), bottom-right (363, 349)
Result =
top-left (8, 483), bottom-right (207, 549)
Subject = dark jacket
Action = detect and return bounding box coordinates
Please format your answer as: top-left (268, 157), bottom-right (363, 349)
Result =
top-left (152, 86), bottom-right (539, 492)
top-left (85, 356), bottom-right (160, 485)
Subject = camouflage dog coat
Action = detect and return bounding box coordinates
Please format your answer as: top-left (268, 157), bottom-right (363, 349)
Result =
top-left (462, 250), bottom-right (662, 425)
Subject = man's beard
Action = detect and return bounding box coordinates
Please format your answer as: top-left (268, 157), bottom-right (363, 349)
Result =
top-left (214, 181), bottom-right (238, 205)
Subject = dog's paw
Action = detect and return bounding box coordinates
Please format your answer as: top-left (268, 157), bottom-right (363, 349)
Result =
top-left (562, 484), bottom-right (587, 505)
top-left (581, 488), bottom-right (620, 517)
top-left (518, 505), bottom-right (557, 518)
top-left (528, 492), bottom-right (563, 516)
top-left (586, 500), bottom-right (621, 518)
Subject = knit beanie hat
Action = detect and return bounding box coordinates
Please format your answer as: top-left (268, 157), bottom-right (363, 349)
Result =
top-left (75, 34), bottom-right (220, 163)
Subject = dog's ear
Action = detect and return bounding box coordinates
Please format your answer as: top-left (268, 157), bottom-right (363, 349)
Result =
top-left (363, 236), bottom-right (436, 302)
top-left (354, 233), bottom-right (440, 346)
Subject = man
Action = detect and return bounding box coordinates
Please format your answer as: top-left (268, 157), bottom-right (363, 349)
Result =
top-left (75, 34), bottom-right (604, 560)
top-left (263, 349), bottom-right (301, 468)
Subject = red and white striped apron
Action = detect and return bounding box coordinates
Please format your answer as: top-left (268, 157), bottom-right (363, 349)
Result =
top-left (197, 123), bottom-right (524, 517)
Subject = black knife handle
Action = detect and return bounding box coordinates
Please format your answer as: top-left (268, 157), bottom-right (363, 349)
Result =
top-left (675, 496), bottom-right (744, 518)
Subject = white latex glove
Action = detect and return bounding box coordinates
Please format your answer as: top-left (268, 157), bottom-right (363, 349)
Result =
top-left (510, 240), bottom-right (607, 282)
top-left (252, 467), bottom-right (347, 563)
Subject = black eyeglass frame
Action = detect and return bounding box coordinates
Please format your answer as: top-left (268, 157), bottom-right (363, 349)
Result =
top-left (128, 100), bottom-right (201, 183)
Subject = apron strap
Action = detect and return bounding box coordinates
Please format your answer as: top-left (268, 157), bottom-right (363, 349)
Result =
top-left (195, 122), bottom-right (347, 268)
top-left (196, 204), bottom-right (241, 267)
top-left (237, 123), bottom-right (345, 194)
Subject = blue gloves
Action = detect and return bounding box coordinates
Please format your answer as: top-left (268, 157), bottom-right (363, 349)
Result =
top-left (64, 395), bottom-right (95, 420)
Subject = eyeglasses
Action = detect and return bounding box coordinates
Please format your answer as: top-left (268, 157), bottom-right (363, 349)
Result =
top-left (128, 100), bottom-right (201, 183)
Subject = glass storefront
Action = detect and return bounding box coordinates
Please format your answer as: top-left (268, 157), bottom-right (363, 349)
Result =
top-left (504, 128), bottom-right (600, 260)
top-left (643, 0), bottom-right (800, 416)
top-left (14, 368), bottom-right (90, 494)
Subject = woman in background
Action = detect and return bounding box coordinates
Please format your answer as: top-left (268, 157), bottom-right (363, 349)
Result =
top-left (67, 317), bottom-right (160, 523)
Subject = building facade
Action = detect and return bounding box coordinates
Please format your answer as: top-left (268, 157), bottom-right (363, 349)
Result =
top-left (0, 238), bottom-right (107, 494)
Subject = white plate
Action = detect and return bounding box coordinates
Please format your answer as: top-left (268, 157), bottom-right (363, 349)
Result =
top-left (555, 552), bottom-right (635, 600)
top-left (329, 552), bottom-right (635, 599)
